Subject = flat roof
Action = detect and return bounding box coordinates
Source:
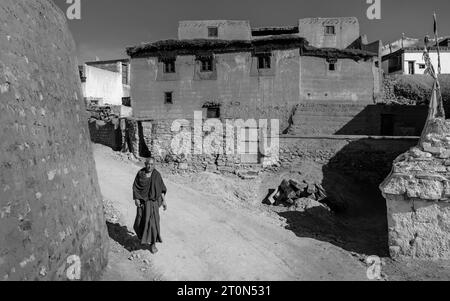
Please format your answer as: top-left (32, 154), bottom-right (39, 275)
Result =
top-left (126, 35), bottom-right (377, 61)
top-left (85, 58), bottom-right (130, 65)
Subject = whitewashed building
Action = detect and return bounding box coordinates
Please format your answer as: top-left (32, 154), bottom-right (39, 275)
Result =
top-left (79, 59), bottom-right (131, 106)
top-left (382, 36), bottom-right (450, 75)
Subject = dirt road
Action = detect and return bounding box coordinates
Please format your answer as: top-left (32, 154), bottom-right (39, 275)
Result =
top-left (93, 144), bottom-right (369, 281)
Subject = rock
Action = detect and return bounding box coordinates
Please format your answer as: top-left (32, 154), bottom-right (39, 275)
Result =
top-left (422, 142), bottom-right (444, 155)
top-left (280, 180), bottom-right (291, 193)
top-left (178, 163), bottom-right (189, 170)
top-left (237, 170), bottom-right (258, 179)
top-left (294, 198), bottom-right (331, 214)
top-left (267, 189), bottom-right (278, 205)
top-left (289, 179), bottom-right (307, 191)
top-left (307, 184), bottom-right (317, 195)
top-left (410, 147), bottom-right (432, 159)
top-left (315, 184), bottom-right (327, 202)
top-left (39, 267), bottom-right (47, 277)
top-left (205, 165), bottom-right (218, 172)
top-left (143, 259), bottom-right (150, 265)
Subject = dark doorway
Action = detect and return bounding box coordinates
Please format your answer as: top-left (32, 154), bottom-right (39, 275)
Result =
top-left (137, 122), bottom-right (152, 158)
top-left (381, 114), bottom-right (395, 136)
top-left (408, 61), bottom-right (415, 75)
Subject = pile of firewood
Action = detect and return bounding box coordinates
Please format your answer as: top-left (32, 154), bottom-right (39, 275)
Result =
top-left (267, 179), bottom-right (328, 207)
top-left (87, 105), bottom-right (117, 122)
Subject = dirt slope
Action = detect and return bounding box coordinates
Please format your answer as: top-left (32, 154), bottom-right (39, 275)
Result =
top-left (93, 144), bottom-right (369, 281)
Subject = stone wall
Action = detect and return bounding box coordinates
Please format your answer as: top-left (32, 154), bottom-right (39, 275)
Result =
top-left (0, 0), bottom-right (109, 280)
top-left (88, 119), bottom-right (122, 151)
top-left (279, 137), bottom-right (418, 186)
top-left (381, 117), bottom-right (450, 259)
top-left (127, 116), bottom-right (417, 183)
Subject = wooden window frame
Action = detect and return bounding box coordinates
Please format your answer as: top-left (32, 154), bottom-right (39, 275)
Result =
top-left (164, 92), bottom-right (173, 104)
top-left (208, 26), bottom-right (219, 38)
top-left (325, 25), bottom-right (336, 35)
top-left (163, 59), bottom-right (176, 74)
top-left (257, 54), bottom-right (271, 70)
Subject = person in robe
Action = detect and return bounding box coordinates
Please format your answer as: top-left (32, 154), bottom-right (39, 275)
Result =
top-left (132, 158), bottom-right (167, 254)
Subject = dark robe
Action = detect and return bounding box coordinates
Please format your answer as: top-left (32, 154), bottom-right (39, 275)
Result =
top-left (132, 168), bottom-right (167, 245)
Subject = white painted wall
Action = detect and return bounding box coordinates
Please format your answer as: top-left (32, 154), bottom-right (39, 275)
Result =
top-left (403, 51), bottom-right (450, 74)
top-left (81, 65), bottom-right (127, 106)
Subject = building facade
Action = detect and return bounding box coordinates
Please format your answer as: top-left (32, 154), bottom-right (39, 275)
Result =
top-left (126, 18), bottom-right (382, 167)
top-left (79, 59), bottom-right (131, 107)
top-left (382, 37), bottom-right (450, 75)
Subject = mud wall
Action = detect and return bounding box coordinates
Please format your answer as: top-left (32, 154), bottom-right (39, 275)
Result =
top-left (88, 119), bottom-right (122, 151)
top-left (300, 56), bottom-right (378, 103)
top-left (298, 17), bottom-right (360, 49)
top-left (289, 103), bottom-right (428, 136)
top-left (130, 50), bottom-right (378, 126)
top-left (279, 137), bottom-right (418, 186)
top-left (0, 0), bottom-right (109, 280)
top-left (178, 20), bottom-right (252, 40)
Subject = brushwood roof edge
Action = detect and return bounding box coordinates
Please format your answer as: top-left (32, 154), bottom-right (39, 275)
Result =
top-left (126, 35), bottom-right (377, 61)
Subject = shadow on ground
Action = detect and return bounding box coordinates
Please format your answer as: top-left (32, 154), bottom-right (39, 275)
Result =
top-left (106, 222), bottom-right (149, 252)
top-left (279, 207), bottom-right (389, 256)
top-left (274, 138), bottom-right (417, 257)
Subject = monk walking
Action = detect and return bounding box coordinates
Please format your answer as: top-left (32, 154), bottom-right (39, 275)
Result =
top-left (133, 158), bottom-right (167, 254)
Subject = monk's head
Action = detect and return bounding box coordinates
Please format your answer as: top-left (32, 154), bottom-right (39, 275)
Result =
top-left (144, 158), bottom-right (155, 174)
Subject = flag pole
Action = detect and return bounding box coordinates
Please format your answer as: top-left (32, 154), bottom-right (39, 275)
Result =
top-left (434, 12), bottom-right (442, 75)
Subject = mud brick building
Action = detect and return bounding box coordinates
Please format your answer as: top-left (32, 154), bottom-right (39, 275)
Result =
top-left (126, 18), bottom-right (384, 168)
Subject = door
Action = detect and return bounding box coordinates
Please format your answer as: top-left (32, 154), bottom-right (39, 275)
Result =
top-left (408, 61), bottom-right (415, 75)
top-left (381, 114), bottom-right (395, 136)
top-left (240, 127), bottom-right (259, 164)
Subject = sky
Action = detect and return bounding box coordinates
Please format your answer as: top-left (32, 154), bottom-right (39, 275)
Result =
top-left (53, 0), bottom-right (450, 63)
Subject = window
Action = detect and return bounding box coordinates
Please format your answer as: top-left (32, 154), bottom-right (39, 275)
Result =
top-left (122, 63), bottom-right (129, 84)
top-left (200, 57), bottom-right (214, 72)
top-left (207, 107), bottom-right (220, 119)
top-left (122, 97), bottom-right (131, 107)
top-left (325, 26), bottom-right (336, 35)
top-left (419, 64), bottom-right (426, 69)
top-left (164, 92), bottom-right (173, 104)
top-left (163, 59), bottom-right (176, 73)
top-left (257, 55), bottom-right (271, 69)
top-left (79, 66), bottom-right (86, 83)
top-left (208, 27), bottom-right (218, 38)
top-left (388, 55), bottom-right (402, 73)
top-left (327, 58), bottom-right (337, 72)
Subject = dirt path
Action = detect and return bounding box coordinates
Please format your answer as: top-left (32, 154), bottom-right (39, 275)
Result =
top-left (93, 145), bottom-right (369, 281)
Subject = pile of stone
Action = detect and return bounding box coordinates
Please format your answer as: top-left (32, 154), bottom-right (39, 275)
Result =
top-left (267, 179), bottom-right (331, 212)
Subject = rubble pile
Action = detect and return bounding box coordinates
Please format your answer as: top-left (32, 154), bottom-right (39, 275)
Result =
top-left (267, 179), bottom-right (334, 213)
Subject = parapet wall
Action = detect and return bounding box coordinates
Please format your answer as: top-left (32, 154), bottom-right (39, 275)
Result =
top-left (0, 0), bottom-right (109, 280)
